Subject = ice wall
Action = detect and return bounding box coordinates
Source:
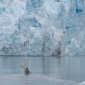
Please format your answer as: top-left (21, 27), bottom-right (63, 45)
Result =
top-left (0, 0), bottom-right (85, 56)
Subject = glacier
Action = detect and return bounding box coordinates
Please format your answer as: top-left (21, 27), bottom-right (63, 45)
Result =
top-left (0, 0), bottom-right (85, 56)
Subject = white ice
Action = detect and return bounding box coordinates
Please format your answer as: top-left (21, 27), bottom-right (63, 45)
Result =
top-left (0, 0), bottom-right (85, 56)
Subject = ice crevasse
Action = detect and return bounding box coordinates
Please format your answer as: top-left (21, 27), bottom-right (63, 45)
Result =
top-left (0, 0), bottom-right (85, 56)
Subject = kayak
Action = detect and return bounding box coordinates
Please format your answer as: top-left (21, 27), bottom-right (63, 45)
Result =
top-left (24, 72), bottom-right (32, 75)
top-left (25, 73), bottom-right (30, 75)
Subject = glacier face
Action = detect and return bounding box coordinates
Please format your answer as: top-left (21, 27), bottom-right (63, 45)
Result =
top-left (0, 0), bottom-right (85, 56)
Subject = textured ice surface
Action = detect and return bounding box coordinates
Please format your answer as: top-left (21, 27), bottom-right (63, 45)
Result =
top-left (0, 0), bottom-right (85, 56)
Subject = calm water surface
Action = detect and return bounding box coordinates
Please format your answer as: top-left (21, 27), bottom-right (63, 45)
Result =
top-left (0, 56), bottom-right (85, 85)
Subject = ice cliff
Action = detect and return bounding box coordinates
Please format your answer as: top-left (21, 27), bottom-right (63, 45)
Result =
top-left (0, 0), bottom-right (85, 56)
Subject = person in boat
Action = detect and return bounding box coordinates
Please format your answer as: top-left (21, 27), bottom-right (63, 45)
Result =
top-left (25, 68), bottom-right (30, 73)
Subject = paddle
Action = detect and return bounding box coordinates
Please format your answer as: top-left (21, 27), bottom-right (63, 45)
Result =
top-left (21, 65), bottom-right (25, 69)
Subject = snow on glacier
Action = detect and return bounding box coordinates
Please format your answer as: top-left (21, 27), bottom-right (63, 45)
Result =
top-left (0, 0), bottom-right (85, 56)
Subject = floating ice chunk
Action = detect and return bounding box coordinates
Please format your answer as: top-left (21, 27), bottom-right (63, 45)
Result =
top-left (79, 81), bottom-right (85, 85)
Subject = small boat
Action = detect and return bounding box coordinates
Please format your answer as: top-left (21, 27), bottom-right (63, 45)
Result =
top-left (24, 72), bottom-right (32, 75)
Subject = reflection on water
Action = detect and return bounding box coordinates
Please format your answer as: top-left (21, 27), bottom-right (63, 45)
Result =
top-left (0, 56), bottom-right (85, 85)
top-left (61, 57), bottom-right (85, 82)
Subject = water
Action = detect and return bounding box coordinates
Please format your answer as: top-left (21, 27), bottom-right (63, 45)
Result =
top-left (0, 56), bottom-right (85, 85)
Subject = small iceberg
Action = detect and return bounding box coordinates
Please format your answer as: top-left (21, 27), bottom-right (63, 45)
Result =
top-left (79, 81), bottom-right (85, 85)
